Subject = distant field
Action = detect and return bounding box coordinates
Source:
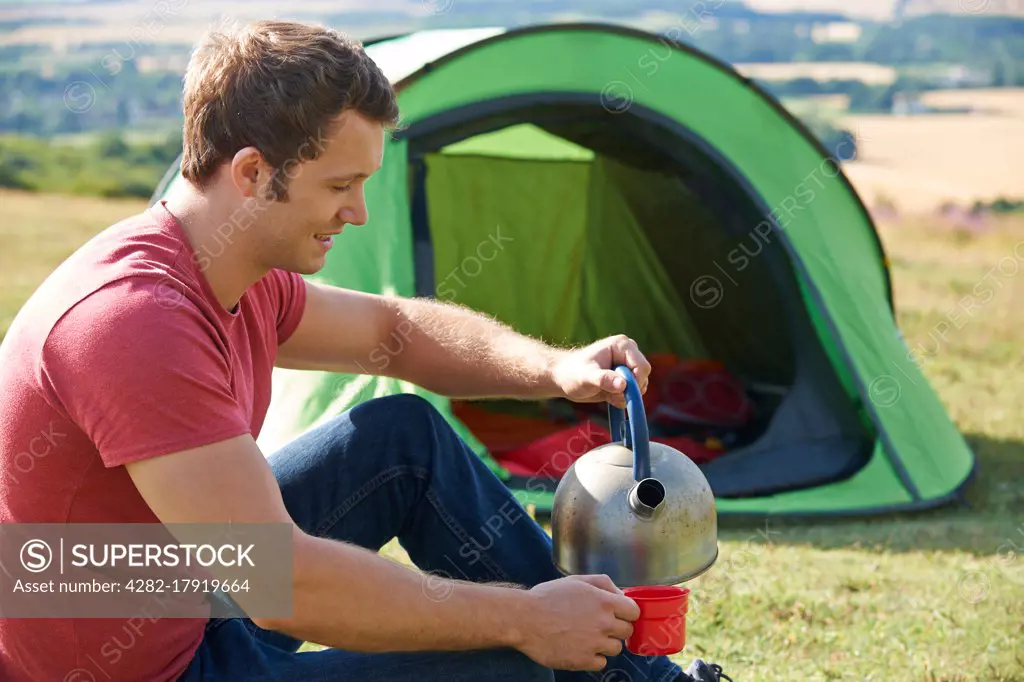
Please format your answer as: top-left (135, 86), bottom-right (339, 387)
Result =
top-left (780, 94), bottom-right (852, 119)
top-left (0, 0), bottom-right (424, 46)
top-left (0, 189), bottom-right (147, 336)
top-left (736, 61), bottom-right (898, 85)
top-left (841, 88), bottom-right (1024, 213)
top-left (920, 87), bottom-right (1024, 116)
top-left (745, 0), bottom-right (1024, 18)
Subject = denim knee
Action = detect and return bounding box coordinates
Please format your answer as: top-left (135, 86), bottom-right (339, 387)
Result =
top-left (369, 392), bottom-right (442, 420)
top-left (344, 392), bottom-right (451, 464)
top-left (358, 393), bottom-right (448, 440)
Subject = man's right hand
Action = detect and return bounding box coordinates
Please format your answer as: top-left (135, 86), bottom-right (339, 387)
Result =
top-left (515, 575), bottom-right (640, 671)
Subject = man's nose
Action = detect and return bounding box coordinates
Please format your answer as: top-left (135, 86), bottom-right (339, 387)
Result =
top-left (339, 198), bottom-right (368, 227)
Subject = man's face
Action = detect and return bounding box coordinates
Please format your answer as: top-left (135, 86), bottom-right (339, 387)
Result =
top-left (256, 110), bottom-right (385, 275)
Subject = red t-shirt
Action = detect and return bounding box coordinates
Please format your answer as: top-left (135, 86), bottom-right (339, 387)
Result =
top-left (0, 200), bottom-right (307, 681)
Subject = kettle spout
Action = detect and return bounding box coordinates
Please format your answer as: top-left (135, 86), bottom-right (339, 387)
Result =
top-left (628, 478), bottom-right (666, 519)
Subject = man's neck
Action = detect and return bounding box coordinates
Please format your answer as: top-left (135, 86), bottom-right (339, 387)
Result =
top-left (163, 183), bottom-right (267, 312)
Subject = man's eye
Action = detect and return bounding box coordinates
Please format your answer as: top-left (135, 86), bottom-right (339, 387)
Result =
top-left (333, 185), bottom-right (352, 193)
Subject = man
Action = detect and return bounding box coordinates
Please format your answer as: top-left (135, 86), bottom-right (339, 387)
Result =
top-left (0, 20), bottom-right (730, 682)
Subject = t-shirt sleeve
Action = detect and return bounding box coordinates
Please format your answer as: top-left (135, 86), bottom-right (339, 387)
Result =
top-left (40, 278), bottom-right (252, 468)
top-left (261, 268), bottom-right (307, 345)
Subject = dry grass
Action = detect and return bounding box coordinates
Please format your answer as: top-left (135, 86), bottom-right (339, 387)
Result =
top-left (920, 88), bottom-right (1024, 116)
top-left (736, 61), bottom-right (898, 85)
top-left (841, 89), bottom-right (1024, 213)
top-left (0, 189), bottom-right (148, 338)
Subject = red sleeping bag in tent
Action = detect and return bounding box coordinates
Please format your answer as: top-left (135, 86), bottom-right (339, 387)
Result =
top-left (453, 355), bottom-right (753, 480)
top-left (646, 356), bottom-right (754, 430)
top-left (495, 422), bottom-right (727, 479)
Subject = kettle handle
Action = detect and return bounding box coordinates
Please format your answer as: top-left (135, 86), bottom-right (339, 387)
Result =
top-left (606, 365), bottom-right (652, 482)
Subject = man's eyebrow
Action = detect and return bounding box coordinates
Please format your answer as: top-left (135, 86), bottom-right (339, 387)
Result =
top-left (324, 173), bottom-right (368, 183)
top-left (324, 165), bottom-right (383, 184)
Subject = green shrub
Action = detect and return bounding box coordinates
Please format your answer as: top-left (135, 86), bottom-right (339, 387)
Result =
top-left (0, 131), bottom-right (179, 199)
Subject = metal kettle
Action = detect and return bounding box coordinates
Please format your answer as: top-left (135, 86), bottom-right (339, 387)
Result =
top-left (551, 365), bottom-right (719, 587)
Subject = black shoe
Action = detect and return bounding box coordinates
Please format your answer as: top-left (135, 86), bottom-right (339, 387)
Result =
top-left (679, 658), bottom-right (733, 682)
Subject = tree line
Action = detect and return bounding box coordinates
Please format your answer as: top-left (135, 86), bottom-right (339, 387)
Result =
top-left (1, 5), bottom-right (1021, 199)
top-left (0, 10), bottom-right (1021, 137)
top-left (0, 132), bottom-right (180, 199)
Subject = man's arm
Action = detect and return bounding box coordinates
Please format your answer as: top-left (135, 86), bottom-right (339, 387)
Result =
top-left (124, 437), bottom-right (523, 651)
top-left (274, 282), bottom-right (395, 376)
top-left (45, 285), bottom-right (542, 652)
top-left (124, 437), bottom-right (638, 669)
top-left (378, 295), bottom-right (565, 399)
top-left (276, 281), bottom-right (650, 402)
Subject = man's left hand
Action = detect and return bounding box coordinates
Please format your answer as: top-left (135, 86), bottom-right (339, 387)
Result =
top-left (551, 335), bottom-right (652, 408)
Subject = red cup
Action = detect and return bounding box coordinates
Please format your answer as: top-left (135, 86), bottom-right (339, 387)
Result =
top-left (623, 585), bottom-right (690, 656)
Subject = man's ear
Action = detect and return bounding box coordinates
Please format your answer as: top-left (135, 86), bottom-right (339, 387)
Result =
top-left (229, 146), bottom-right (269, 198)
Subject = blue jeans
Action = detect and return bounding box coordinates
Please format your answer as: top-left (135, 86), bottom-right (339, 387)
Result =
top-left (179, 394), bottom-right (682, 681)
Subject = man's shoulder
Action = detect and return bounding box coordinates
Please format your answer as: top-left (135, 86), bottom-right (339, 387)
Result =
top-left (69, 204), bottom-right (192, 289)
top-left (31, 205), bottom-right (173, 286)
top-left (61, 275), bottom-right (203, 332)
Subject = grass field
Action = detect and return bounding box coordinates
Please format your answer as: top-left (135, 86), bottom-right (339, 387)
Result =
top-left (2, 188), bottom-right (1022, 680)
top-left (0, 190), bottom-right (149, 335)
top-left (840, 88), bottom-right (1024, 214)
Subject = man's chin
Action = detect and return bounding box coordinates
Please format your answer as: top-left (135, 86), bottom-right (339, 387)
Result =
top-left (275, 257), bottom-right (325, 277)
top-left (298, 259), bottom-right (326, 276)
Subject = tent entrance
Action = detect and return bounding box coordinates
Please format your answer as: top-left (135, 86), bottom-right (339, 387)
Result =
top-left (404, 100), bottom-right (874, 499)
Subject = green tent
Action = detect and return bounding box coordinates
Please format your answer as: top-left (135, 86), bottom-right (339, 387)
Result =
top-left (152, 23), bottom-right (976, 517)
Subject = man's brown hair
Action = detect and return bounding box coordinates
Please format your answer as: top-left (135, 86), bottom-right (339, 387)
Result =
top-left (179, 20), bottom-right (400, 199)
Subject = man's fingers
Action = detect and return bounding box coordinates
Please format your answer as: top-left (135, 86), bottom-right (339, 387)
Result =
top-left (616, 337), bottom-right (651, 393)
top-left (608, 618), bottom-right (634, 641)
top-left (599, 637), bottom-right (624, 657)
top-left (573, 577), bottom-right (641, 622)
top-left (634, 352), bottom-right (652, 394)
top-left (607, 335), bottom-right (649, 391)
top-left (572, 573), bottom-right (624, 594)
top-left (595, 370), bottom-right (626, 395)
top-left (611, 593), bottom-right (641, 622)
top-left (605, 390), bottom-right (627, 409)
